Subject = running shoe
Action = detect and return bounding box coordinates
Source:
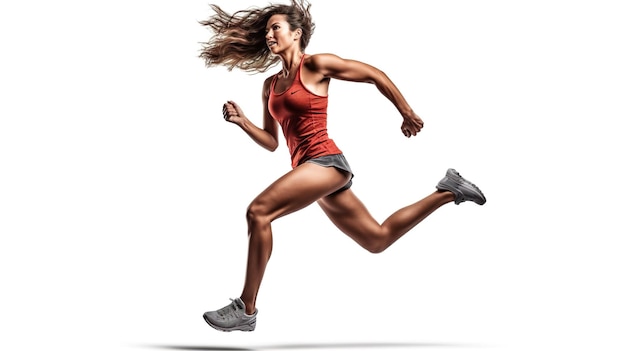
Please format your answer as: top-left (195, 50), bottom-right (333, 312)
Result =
top-left (203, 298), bottom-right (257, 332)
top-left (436, 168), bottom-right (486, 205)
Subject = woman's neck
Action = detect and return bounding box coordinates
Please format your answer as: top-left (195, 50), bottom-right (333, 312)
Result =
top-left (279, 51), bottom-right (304, 78)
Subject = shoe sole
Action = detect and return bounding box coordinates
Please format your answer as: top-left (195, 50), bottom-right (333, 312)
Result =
top-left (203, 313), bottom-right (256, 332)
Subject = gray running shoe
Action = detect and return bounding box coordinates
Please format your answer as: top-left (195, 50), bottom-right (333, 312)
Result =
top-left (203, 298), bottom-right (257, 332)
top-left (436, 168), bottom-right (486, 205)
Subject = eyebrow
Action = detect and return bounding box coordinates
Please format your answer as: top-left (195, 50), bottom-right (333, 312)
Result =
top-left (266, 21), bottom-right (281, 30)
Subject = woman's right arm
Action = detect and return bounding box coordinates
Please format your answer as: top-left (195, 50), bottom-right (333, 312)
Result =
top-left (222, 76), bottom-right (279, 151)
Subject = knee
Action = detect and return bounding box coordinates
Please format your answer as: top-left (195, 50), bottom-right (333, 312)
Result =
top-left (246, 201), bottom-right (271, 228)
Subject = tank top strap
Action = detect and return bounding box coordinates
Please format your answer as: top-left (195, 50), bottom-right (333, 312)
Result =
top-left (269, 72), bottom-right (279, 93)
top-left (295, 53), bottom-right (306, 80)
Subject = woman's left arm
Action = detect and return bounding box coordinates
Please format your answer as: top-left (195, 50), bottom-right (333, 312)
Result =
top-left (309, 53), bottom-right (423, 137)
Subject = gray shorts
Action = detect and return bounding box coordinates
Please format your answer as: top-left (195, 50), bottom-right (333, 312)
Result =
top-left (305, 154), bottom-right (354, 195)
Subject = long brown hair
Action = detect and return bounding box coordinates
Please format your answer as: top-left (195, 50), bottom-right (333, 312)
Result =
top-left (199, 0), bottom-right (315, 73)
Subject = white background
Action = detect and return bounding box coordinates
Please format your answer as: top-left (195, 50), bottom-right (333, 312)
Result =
top-left (1, 1), bottom-right (625, 351)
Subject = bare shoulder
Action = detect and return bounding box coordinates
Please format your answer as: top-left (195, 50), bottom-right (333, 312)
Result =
top-left (305, 53), bottom-right (343, 71)
top-left (263, 74), bottom-right (275, 87)
top-left (262, 74), bottom-right (276, 98)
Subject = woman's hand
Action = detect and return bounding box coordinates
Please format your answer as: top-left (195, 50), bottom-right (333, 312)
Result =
top-left (400, 111), bottom-right (424, 138)
top-left (222, 100), bottom-right (246, 125)
top-left (221, 99), bottom-right (279, 151)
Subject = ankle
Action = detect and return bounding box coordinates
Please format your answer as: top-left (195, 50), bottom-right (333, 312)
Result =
top-left (440, 190), bottom-right (456, 202)
top-left (240, 297), bottom-right (256, 315)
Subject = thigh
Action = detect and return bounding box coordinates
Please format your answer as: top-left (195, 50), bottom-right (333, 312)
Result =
top-left (317, 189), bottom-right (382, 239)
top-left (251, 162), bottom-right (351, 221)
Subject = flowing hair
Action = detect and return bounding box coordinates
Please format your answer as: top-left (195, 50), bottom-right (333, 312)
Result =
top-left (199, 0), bottom-right (315, 73)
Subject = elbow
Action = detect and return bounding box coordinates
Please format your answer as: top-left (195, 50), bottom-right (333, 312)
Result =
top-left (267, 139), bottom-right (278, 152)
top-left (371, 69), bottom-right (388, 85)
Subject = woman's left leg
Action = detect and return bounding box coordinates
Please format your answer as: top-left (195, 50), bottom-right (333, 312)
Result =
top-left (240, 163), bottom-right (351, 314)
top-left (204, 162), bottom-right (350, 332)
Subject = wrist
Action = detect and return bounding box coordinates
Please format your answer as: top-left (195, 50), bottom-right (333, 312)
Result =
top-left (400, 108), bottom-right (415, 119)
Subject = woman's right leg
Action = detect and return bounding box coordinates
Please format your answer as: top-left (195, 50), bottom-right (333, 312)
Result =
top-left (318, 189), bottom-right (454, 253)
top-left (317, 168), bottom-right (486, 253)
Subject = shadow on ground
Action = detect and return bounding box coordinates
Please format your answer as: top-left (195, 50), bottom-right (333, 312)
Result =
top-left (144, 341), bottom-right (477, 350)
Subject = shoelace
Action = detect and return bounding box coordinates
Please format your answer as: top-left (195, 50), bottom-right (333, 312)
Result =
top-left (216, 298), bottom-right (241, 319)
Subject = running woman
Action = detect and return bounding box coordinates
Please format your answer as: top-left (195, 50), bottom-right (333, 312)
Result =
top-left (199, 0), bottom-right (486, 332)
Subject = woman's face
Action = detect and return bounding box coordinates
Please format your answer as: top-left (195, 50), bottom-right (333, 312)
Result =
top-left (265, 14), bottom-right (300, 54)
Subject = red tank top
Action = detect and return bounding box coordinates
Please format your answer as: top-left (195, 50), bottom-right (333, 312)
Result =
top-left (268, 55), bottom-right (342, 169)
